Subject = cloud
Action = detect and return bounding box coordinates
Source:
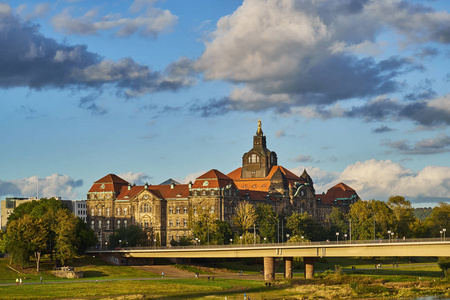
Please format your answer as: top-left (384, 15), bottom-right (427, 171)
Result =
top-left (337, 159), bottom-right (450, 204)
top-left (118, 172), bottom-right (152, 185)
top-left (194, 0), bottom-right (449, 114)
top-left (372, 125), bottom-right (394, 133)
top-left (275, 130), bottom-right (286, 138)
top-left (16, 3), bottom-right (50, 21)
top-left (0, 174), bottom-right (83, 199)
top-left (51, 1), bottom-right (177, 38)
top-left (293, 155), bottom-right (313, 163)
top-left (0, 5), bottom-right (192, 98)
top-left (178, 170), bottom-right (207, 184)
top-left (383, 133), bottom-right (450, 155)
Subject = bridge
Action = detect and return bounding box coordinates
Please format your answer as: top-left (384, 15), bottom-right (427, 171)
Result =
top-left (88, 238), bottom-right (450, 281)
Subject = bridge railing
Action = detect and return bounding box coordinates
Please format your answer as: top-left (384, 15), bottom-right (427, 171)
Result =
top-left (93, 237), bottom-right (445, 252)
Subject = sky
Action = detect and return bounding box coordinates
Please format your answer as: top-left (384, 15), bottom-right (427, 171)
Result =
top-left (0, 0), bottom-right (449, 207)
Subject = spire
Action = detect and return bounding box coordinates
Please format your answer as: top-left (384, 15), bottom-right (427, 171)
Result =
top-left (256, 119), bottom-right (263, 136)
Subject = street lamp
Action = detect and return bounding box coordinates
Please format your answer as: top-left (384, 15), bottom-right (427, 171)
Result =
top-left (263, 237), bottom-right (266, 243)
top-left (230, 238), bottom-right (233, 245)
top-left (301, 236), bottom-right (304, 243)
top-left (105, 242), bottom-right (108, 250)
top-left (336, 232), bottom-right (339, 244)
top-left (391, 232), bottom-right (394, 242)
top-left (154, 238), bottom-right (157, 248)
top-left (286, 234), bottom-right (289, 242)
top-left (440, 230), bottom-right (443, 241)
top-left (344, 234), bottom-right (347, 242)
top-left (388, 230), bottom-right (391, 243)
top-left (119, 239), bottom-right (122, 247)
top-left (443, 228), bottom-right (447, 241)
top-left (239, 236), bottom-right (243, 246)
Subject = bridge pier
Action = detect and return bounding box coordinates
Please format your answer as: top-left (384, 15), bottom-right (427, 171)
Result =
top-left (264, 257), bottom-right (275, 281)
top-left (304, 257), bottom-right (315, 279)
top-left (283, 257), bottom-right (293, 278)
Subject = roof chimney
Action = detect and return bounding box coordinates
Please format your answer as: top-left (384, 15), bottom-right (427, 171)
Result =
top-left (171, 181), bottom-right (175, 189)
top-left (188, 181), bottom-right (192, 189)
top-left (145, 182), bottom-right (148, 189)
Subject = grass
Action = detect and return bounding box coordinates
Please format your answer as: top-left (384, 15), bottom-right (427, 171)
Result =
top-left (0, 256), bottom-right (448, 299)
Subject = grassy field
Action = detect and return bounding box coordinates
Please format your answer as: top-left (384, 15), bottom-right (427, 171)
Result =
top-left (0, 255), bottom-right (448, 299)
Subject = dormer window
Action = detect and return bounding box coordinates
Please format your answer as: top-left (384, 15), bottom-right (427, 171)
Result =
top-left (248, 153), bottom-right (259, 163)
top-left (203, 181), bottom-right (209, 186)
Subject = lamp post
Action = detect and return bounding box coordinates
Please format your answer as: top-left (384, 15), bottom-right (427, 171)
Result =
top-left (230, 238), bottom-right (233, 245)
top-left (301, 235), bottom-right (304, 243)
top-left (440, 230), bottom-right (443, 241)
top-left (263, 237), bottom-right (266, 243)
top-left (391, 232), bottom-right (394, 242)
top-left (344, 234), bottom-right (347, 242)
top-left (336, 232), bottom-right (339, 244)
top-left (105, 242), bottom-right (108, 250)
top-left (286, 234), bottom-right (289, 242)
top-left (154, 238), bottom-right (157, 248)
top-left (388, 230), bottom-right (391, 243)
top-left (119, 239), bottom-right (122, 248)
top-left (240, 236), bottom-right (243, 246)
top-left (443, 228), bottom-right (447, 241)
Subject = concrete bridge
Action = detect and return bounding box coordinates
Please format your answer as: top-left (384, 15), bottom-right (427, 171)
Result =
top-left (87, 238), bottom-right (450, 281)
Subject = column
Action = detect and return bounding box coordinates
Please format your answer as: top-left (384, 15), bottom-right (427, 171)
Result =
top-left (264, 257), bottom-right (275, 281)
top-left (304, 257), bottom-right (315, 279)
top-left (284, 257), bottom-right (293, 278)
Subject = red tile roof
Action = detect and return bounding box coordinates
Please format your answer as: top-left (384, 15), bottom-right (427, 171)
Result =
top-left (88, 174), bottom-right (129, 194)
top-left (316, 182), bottom-right (359, 205)
top-left (116, 184), bottom-right (190, 200)
top-left (192, 169), bottom-right (236, 189)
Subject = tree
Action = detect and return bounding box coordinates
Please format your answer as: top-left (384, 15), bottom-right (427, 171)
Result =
top-left (348, 200), bottom-right (396, 240)
top-left (109, 225), bottom-right (149, 248)
top-left (424, 202), bottom-right (450, 238)
top-left (189, 205), bottom-right (218, 245)
top-left (387, 196), bottom-right (415, 238)
top-left (256, 204), bottom-right (278, 243)
top-left (53, 212), bottom-right (78, 266)
top-left (328, 207), bottom-right (349, 235)
top-left (5, 215), bottom-right (47, 270)
top-left (286, 212), bottom-right (321, 241)
top-left (233, 201), bottom-right (257, 234)
top-left (210, 220), bottom-right (233, 245)
top-left (75, 218), bottom-right (97, 254)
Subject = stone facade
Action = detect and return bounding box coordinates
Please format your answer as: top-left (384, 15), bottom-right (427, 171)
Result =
top-left (86, 120), bottom-right (359, 246)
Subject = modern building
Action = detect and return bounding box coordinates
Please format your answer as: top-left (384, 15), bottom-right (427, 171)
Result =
top-left (86, 120), bottom-right (359, 246)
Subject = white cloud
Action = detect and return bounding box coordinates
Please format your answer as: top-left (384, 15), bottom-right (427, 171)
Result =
top-left (0, 174), bottom-right (83, 199)
top-left (118, 172), bottom-right (151, 185)
top-left (178, 170), bottom-right (207, 184)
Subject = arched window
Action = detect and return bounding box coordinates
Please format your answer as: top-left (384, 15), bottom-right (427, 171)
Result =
top-left (248, 153), bottom-right (259, 163)
top-left (143, 203), bottom-right (149, 213)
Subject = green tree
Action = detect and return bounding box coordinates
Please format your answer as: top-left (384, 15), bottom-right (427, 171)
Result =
top-left (256, 204), bottom-right (278, 243)
top-left (210, 220), bottom-right (233, 245)
top-left (53, 212), bottom-right (78, 266)
top-left (109, 225), bottom-right (150, 248)
top-left (233, 201), bottom-right (257, 234)
top-left (5, 215), bottom-right (47, 270)
top-left (189, 205), bottom-right (218, 245)
top-left (387, 195), bottom-right (415, 238)
top-left (286, 212), bottom-right (320, 241)
top-left (75, 218), bottom-right (97, 254)
top-left (424, 202), bottom-right (450, 238)
top-left (438, 257), bottom-right (450, 274)
top-left (348, 200), bottom-right (396, 240)
top-left (328, 207), bottom-right (349, 235)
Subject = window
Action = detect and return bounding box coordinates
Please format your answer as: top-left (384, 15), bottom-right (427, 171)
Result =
top-left (98, 220), bottom-right (102, 228)
top-left (176, 219), bottom-right (180, 227)
top-left (106, 220), bottom-right (110, 230)
top-left (116, 208), bottom-right (120, 216)
top-left (144, 220), bottom-right (149, 228)
top-left (106, 208), bottom-right (110, 216)
top-left (183, 219), bottom-right (187, 227)
top-left (176, 234), bottom-right (180, 241)
top-left (194, 207), bottom-right (197, 214)
top-left (124, 220), bottom-right (128, 228)
top-left (184, 207), bottom-right (187, 214)
top-left (248, 153), bottom-right (259, 163)
top-left (91, 220), bottom-right (95, 229)
top-left (117, 220), bottom-right (120, 229)
top-left (98, 208), bottom-right (102, 216)
top-left (91, 208), bottom-right (94, 216)
top-left (169, 220), bottom-right (173, 227)
top-left (210, 206), bottom-right (215, 214)
top-left (169, 207), bottom-right (173, 214)
top-left (124, 207), bottom-right (128, 215)
top-left (176, 207), bottom-right (180, 214)
top-left (142, 203), bottom-right (149, 213)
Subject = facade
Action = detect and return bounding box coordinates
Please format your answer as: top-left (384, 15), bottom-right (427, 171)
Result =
top-left (86, 120), bottom-right (360, 246)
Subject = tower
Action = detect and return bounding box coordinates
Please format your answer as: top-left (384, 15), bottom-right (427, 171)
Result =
top-left (241, 119), bottom-right (278, 178)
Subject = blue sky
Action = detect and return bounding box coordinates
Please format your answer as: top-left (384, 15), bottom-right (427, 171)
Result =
top-left (0, 0), bottom-right (449, 207)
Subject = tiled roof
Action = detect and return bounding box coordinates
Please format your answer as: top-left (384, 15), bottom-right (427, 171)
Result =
top-left (94, 174), bottom-right (129, 185)
top-left (116, 183), bottom-right (190, 200)
top-left (89, 174), bottom-right (129, 194)
top-left (192, 169), bottom-right (236, 189)
top-left (316, 182), bottom-right (359, 205)
top-left (227, 166), bottom-right (305, 192)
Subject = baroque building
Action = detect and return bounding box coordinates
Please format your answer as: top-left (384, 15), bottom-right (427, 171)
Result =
top-left (86, 120), bottom-right (359, 246)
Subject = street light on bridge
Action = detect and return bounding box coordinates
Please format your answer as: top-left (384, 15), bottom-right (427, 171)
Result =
top-left (286, 234), bottom-right (289, 242)
top-left (344, 234), bottom-right (347, 242)
top-left (336, 232), bottom-right (339, 244)
top-left (391, 232), bottom-right (394, 242)
top-left (440, 230), bottom-right (443, 241)
top-left (388, 230), bottom-right (391, 243)
top-left (240, 236), bottom-right (243, 246)
top-left (443, 228), bottom-right (447, 241)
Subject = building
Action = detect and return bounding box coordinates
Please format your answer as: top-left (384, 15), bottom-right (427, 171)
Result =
top-left (86, 120), bottom-right (359, 246)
